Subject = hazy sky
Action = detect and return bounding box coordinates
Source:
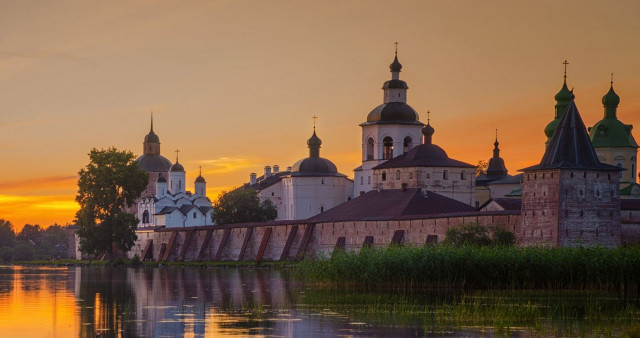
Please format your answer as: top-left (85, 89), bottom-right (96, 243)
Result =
top-left (2, 0), bottom-right (640, 229)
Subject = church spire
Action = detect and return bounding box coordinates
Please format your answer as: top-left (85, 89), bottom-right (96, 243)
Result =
top-left (422, 110), bottom-right (434, 145)
top-left (143, 112), bottom-right (160, 155)
top-left (486, 129), bottom-right (508, 177)
top-left (545, 60), bottom-right (575, 143)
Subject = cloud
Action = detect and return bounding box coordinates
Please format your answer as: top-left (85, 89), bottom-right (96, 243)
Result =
top-left (194, 157), bottom-right (264, 175)
top-left (0, 176), bottom-right (77, 192)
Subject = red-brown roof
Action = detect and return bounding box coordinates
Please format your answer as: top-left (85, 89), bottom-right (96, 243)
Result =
top-left (307, 188), bottom-right (475, 223)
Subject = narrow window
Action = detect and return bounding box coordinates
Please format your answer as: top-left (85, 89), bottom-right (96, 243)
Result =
top-left (143, 210), bottom-right (149, 223)
top-left (360, 176), bottom-right (363, 185)
top-left (571, 172), bottom-right (574, 178)
top-left (320, 206), bottom-right (324, 213)
top-left (396, 170), bottom-right (400, 180)
top-left (443, 170), bottom-right (448, 180)
top-left (382, 172), bottom-right (387, 181)
top-left (461, 172), bottom-right (466, 180)
top-left (617, 163), bottom-right (623, 178)
top-left (383, 137), bottom-right (394, 159)
top-left (366, 138), bottom-right (374, 160)
top-left (409, 172), bottom-right (413, 179)
top-left (403, 136), bottom-right (413, 154)
top-left (368, 176), bottom-right (371, 184)
top-left (193, 212), bottom-right (196, 219)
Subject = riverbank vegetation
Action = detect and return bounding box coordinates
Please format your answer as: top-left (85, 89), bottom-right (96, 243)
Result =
top-left (0, 219), bottom-right (71, 263)
top-left (296, 245), bottom-right (640, 293)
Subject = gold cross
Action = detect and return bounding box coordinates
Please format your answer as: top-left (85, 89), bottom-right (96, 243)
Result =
top-left (394, 41), bottom-right (399, 54)
top-left (175, 149), bottom-right (180, 162)
top-left (611, 72), bottom-right (614, 85)
top-left (312, 115), bottom-right (318, 129)
top-left (563, 60), bottom-right (569, 79)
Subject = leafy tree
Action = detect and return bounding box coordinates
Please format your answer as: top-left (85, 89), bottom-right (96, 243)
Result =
top-left (0, 247), bottom-right (13, 263)
top-left (13, 242), bottom-right (35, 261)
top-left (74, 147), bottom-right (149, 262)
top-left (17, 224), bottom-right (43, 243)
top-left (444, 222), bottom-right (493, 247)
top-left (444, 222), bottom-right (516, 247)
top-left (491, 226), bottom-right (516, 246)
top-left (476, 160), bottom-right (488, 177)
top-left (0, 219), bottom-right (15, 248)
top-left (212, 188), bottom-right (277, 225)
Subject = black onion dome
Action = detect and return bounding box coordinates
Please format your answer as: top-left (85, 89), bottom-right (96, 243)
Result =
top-left (290, 157), bottom-right (342, 176)
top-left (307, 130), bottom-right (322, 147)
top-left (390, 55), bottom-right (402, 72)
top-left (374, 143), bottom-right (475, 169)
top-left (365, 102), bottom-right (421, 124)
top-left (136, 155), bottom-right (172, 172)
top-left (195, 175), bottom-right (206, 183)
top-left (144, 131), bottom-right (160, 144)
top-left (156, 174), bottom-right (167, 183)
top-left (422, 123), bottom-right (435, 137)
top-left (170, 162), bottom-right (185, 172)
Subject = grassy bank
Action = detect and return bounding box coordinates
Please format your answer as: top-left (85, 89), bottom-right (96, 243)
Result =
top-left (296, 245), bottom-right (640, 293)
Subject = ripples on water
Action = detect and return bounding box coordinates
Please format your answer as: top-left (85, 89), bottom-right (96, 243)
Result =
top-left (0, 265), bottom-right (639, 337)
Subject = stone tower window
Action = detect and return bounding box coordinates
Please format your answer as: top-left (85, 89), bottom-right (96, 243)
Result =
top-left (366, 138), bottom-right (374, 160)
top-left (383, 137), bottom-right (394, 160)
top-left (461, 172), bottom-right (466, 180)
top-left (142, 210), bottom-right (149, 223)
top-left (395, 170), bottom-right (400, 180)
top-left (583, 172), bottom-right (587, 178)
top-left (571, 172), bottom-right (574, 178)
top-left (382, 172), bottom-right (387, 181)
top-left (443, 170), bottom-right (448, 180)
top-left (403, 137), bottom-right (412, 153)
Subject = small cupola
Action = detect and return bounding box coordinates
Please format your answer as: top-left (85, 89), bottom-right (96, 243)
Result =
top-left (603, 75), bottom-right (620, 118)
top-left (422, 112), bottom-right (435, 145)
top-left (307, 128), bottom-right (322, 158)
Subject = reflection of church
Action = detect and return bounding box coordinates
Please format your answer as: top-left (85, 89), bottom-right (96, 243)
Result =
top-left (135, 117), bottom-right (213, 228)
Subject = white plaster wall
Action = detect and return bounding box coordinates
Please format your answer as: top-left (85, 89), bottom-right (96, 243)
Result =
top-left (258, 183), bottom-right (285, 220)
top-left (282, 176), bottom-right (353, 220)
top-left (595, 147), bottom-right (637, 184)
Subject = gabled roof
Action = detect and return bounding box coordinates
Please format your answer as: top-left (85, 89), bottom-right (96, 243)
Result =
top-left (307, 188), bottom-right (475, 223)
top-left (155, 206), bottom-right (177, 215)
top-left (479, 198), bottom-right (522, 211)
top-left (522, 101), bottom-right (621, 172)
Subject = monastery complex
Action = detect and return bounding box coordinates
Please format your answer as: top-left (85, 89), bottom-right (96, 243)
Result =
top-left (94, 50), bottom-right (640, 261)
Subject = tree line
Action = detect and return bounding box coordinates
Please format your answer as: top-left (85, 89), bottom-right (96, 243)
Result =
top-left (0, 219), bottom-right (72, 263)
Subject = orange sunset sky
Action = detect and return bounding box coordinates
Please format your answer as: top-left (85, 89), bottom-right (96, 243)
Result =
top-left (1, 1), bottom-right (640, 230)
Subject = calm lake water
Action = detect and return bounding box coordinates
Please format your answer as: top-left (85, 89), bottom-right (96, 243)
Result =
top-left (1, 265), bottom-right (639, 337)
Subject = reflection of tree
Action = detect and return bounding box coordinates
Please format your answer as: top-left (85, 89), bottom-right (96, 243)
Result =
top-left (0, 267), bottom-right (15, 296)
top-left (76, 267), bottom-right (137, 337)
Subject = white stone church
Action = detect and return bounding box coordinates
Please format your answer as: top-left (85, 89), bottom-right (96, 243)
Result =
top-left (135, 118), bottom-right (214, 228)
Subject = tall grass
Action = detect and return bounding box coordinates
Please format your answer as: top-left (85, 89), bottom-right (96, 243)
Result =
top-left (296, 245), bottom-right (640, 293)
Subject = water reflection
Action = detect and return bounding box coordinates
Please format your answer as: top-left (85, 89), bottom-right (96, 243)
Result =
top-left (1, 265), bottom-right (639, 337)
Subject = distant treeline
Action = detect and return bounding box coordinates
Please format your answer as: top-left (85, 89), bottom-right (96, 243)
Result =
top-left (0, 219), bottom-right (72, 263)
top-left (296, 245), bottom-right (640, 294)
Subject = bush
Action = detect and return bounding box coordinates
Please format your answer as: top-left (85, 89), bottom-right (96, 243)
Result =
top-left (13, 242), bottom-right (35, 261)
top-left (445, 222), bottom-right (493, 247)
top-left (491, 226), bottom-right (516, 246)
top-left (0, 247), bottom-right (13, 263)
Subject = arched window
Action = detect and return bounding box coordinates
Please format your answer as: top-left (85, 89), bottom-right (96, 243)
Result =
top-left (403, 136), bottom-right (413, 153)
top-left (193, 212), bottom-right (197, 219)
top-left (320, 206), bottom-right (324, 213)
top-left (142, 210), bottom-right (149, 224)
top-left (617, 163), bottom-right (623, 178)
top-left (366, 138), bottom-right (374, 160)
top-left (382, 172), bottom-right (387, 181)
top-left (443, 170), bottom-right (448, 180)
top-left (383, 137), bottom-right (393, 159)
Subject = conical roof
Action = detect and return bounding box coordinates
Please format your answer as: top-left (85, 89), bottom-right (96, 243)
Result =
top-left (390, 54), bottom-right (402, 72)
top-left (523, 101), bottom-right (620, 171)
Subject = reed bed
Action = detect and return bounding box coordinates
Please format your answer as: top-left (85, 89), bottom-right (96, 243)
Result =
top-left (296, 245), bottom-right (640, 293)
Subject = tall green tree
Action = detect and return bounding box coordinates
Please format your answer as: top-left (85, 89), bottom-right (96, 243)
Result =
top-left (0, 219), bottom-right (15, 248)
top-left (17, 224), bottom-right (43, 243)
top-left (212, 188), bottom-right (277, 225)
top-left (74, 147), bottom-right (148, 262)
